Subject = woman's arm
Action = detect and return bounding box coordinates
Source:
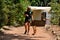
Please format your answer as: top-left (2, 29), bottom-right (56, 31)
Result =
top-left (32, 15), bottom-right (34, 20)
top-left (24, 12), bottom-right (28, 17)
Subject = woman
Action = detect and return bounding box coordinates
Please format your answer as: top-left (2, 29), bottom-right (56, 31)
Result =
top-left (24, 7), bottom-right (33, 35)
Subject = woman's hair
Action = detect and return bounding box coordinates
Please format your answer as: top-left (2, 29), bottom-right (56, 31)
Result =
top-left (27, 7), bottom-right (31, 11)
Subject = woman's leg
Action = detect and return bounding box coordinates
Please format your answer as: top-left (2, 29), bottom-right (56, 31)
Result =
top-left (27, 22), bottom-right (30, 34)
top-left (24, 22), bottom-right (28, 34)
top-left (32, 26), bottom-right (36, 35)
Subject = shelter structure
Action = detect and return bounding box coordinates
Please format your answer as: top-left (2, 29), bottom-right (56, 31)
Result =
top-left (29, 6), bottom-right (51, 26)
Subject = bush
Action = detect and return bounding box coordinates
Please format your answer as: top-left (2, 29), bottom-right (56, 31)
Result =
top-left (0, 0), bottom-right (30, 28)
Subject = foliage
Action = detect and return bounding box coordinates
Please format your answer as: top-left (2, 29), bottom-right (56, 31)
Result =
top-left (0, 0), bottom-right (60, 28)
top-left (50, 0), bottom-right (60, 25)
top-left (0, 0), bottom-right (30, 27)
top-left (28, 0), bottom-right (51, 6)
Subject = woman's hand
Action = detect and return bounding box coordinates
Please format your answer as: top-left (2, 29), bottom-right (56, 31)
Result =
top-left (26, 14), bottom-right (29, 17)
top-left (24, 14), bottom-right (28, 17)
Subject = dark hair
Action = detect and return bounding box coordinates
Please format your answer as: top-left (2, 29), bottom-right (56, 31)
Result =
top-left (27, 7), bottom-right (31, 11)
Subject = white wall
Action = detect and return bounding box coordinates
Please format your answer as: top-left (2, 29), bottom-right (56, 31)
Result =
top-left (33, 10), bottom-right (42, 20)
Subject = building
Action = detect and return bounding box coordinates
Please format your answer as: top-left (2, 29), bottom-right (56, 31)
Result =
top-left (29, 6), bottom-right (51, 26)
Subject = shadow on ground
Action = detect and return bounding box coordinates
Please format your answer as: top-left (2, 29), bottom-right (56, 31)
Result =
top-left (0, 31), bottom-right (40, 40)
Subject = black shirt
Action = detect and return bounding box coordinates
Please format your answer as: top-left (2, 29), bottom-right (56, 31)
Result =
top-left (25, 11), bottom-right (33, 19)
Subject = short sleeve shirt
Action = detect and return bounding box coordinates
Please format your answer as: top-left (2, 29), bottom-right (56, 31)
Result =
top-left (25, 11), bottom-right (33, 19)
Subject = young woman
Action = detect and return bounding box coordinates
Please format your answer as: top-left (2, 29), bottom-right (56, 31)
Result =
top-left (24, 7), bottom-right (33, 35)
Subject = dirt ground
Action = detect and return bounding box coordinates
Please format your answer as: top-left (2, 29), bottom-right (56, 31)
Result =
top-left (0, 25), bottom-right (60, 40)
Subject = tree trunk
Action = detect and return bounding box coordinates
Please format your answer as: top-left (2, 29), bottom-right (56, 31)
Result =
top-left (59, 17), bottom-right (60, 26)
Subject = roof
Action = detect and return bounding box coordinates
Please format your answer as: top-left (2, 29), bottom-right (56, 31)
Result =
top-left (28, 6), bottom-right (51, 12)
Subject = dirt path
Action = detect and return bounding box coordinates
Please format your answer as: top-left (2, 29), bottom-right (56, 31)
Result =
top-left (0, 26), bottom-right (56, 40)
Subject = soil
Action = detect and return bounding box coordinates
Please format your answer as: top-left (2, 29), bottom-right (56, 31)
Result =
top-left (0, 25), bottom-right (60, 40)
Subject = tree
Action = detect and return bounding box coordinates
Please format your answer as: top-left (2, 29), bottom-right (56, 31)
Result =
top-left (0, 0), bottom-right (30, 28)
top-left (50, 0), bottom-right (60, 25)
top-left (28, 0), bottom-right (51, 6)
top-left (0, 0), bottom-right (5, 29)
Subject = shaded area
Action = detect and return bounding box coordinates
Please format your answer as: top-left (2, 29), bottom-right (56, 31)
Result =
top-left (0, 32), bottom-right (43, 40)
top-left (0, 31), bottom-right (4, 36)
top-left (2, 27), bottom-right (10, 30)
top-left (0, 33), bottom-right (30, 40)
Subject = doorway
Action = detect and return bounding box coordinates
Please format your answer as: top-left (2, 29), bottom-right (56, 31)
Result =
top-left (31, 11), bottom-right (46, 26)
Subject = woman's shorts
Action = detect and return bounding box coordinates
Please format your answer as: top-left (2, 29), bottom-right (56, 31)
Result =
top-left (25, 18), bottom-right (32, 23)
